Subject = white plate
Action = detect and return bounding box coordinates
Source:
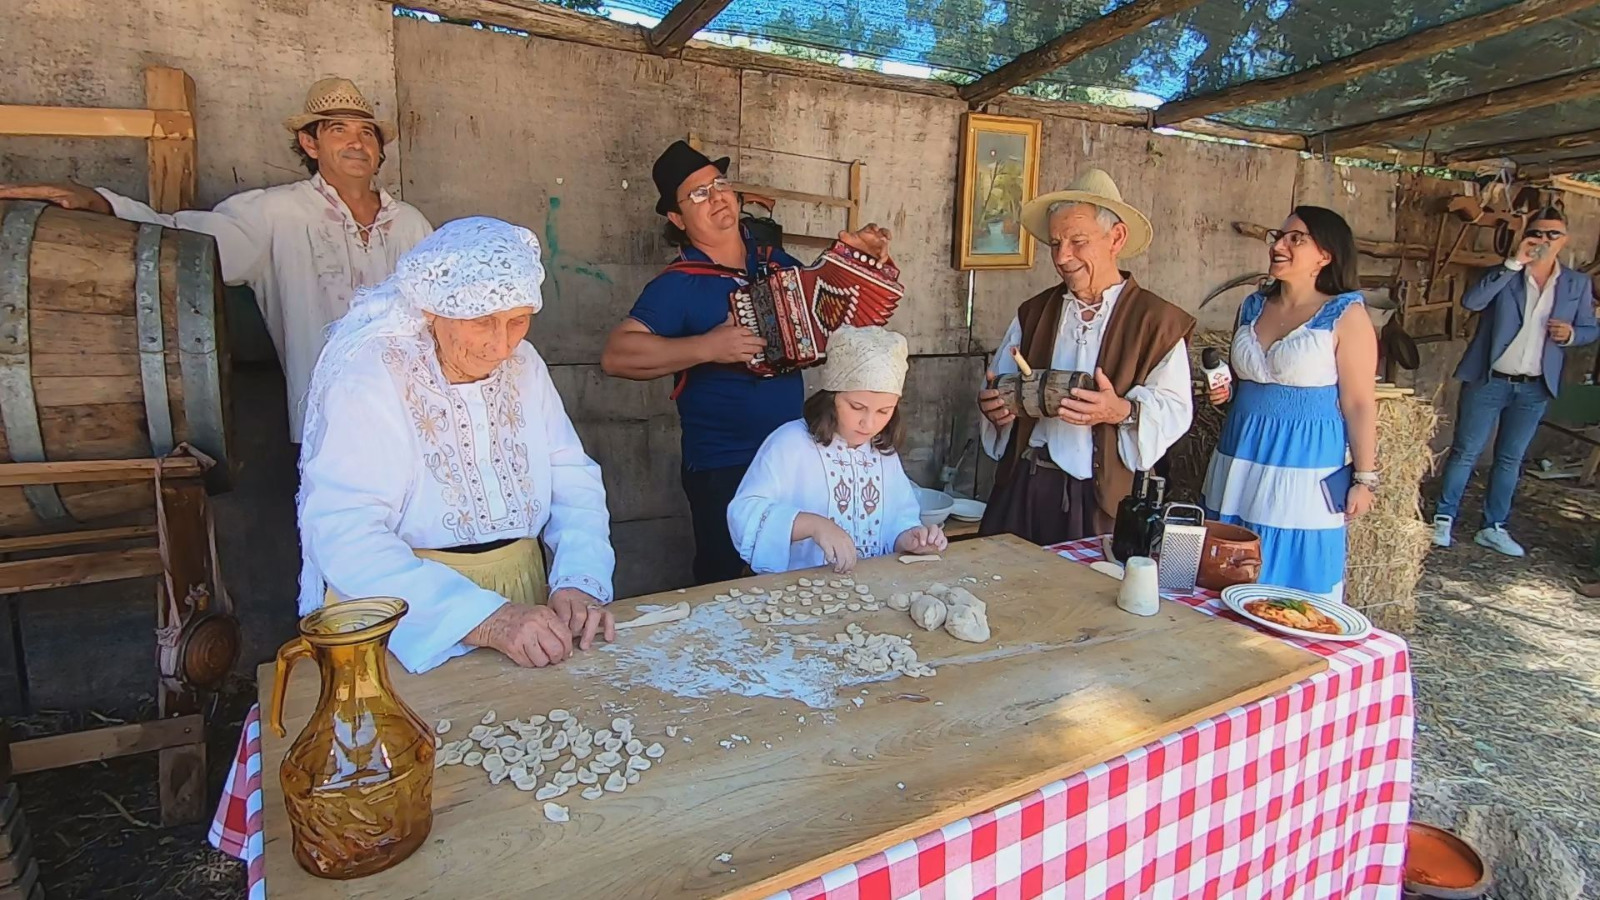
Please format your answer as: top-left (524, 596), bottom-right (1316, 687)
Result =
top-left (949, 498), bottom-right (986, 522)
top-left (1220, 584), bottom-right (1372, 642)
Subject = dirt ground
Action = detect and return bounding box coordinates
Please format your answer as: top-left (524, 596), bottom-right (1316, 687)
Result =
top-left (12, 478), bottom-right (1597, 899)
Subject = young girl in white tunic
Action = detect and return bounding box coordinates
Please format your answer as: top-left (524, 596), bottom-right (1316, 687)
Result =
top-left (728, 326), bottom-right (947, 574)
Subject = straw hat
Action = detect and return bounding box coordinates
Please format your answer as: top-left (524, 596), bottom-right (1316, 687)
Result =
top-left (1020, 168), bottom-right (1152, 258)
top-left (282, 77), bottom-right (396, 144)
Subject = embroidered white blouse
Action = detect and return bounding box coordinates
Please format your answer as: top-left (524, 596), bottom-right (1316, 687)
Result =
top-left (299, 333), bottom-right (614, 674)
top-left (97, 175), bottom-right (433, 442)
top-left (728, 420), bottom-right (924, 574)
top-left (980, 282), bottom-right (1193, 479)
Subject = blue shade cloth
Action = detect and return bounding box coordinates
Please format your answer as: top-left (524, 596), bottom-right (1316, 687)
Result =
top-left (487, 0), bottom-right (1600, 153)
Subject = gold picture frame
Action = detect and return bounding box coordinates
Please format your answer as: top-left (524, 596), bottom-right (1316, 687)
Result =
top-left (954, 112), bottom-right (1042, 270)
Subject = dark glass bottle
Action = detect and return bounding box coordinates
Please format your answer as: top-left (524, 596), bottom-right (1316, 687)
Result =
top-left (1111, 472), bottom-right (1166, 562)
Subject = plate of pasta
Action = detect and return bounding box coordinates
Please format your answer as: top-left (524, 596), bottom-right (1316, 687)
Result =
top-left (1220, 584), bottom-right (1372, 642)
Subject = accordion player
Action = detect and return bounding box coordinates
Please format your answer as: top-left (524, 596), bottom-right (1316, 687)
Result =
top-left (666, 236), bottom-right (905, 376)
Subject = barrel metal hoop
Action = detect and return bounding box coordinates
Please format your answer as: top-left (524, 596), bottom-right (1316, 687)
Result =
top-left (135, 224), bottom-right (176, 456)
top-left (0, 202), bottom-right (72, 524)
top-left (174, 231), bottom-right (225, 467)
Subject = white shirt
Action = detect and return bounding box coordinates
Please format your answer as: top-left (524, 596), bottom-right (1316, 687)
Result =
top-left (1492, 260), bottom-right (1560, 376)
top-left (728, 420), bottom-right (923, 574)
top-left (299, 334), bottom-right (614, 674)
top-left (98, 175), bottom-right (433, 441)
top-left (980, 282), bottom-right (1193, 478)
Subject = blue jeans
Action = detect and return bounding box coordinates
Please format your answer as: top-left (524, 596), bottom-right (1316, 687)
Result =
top-left (1435, 376), bottom-right (1550, 528)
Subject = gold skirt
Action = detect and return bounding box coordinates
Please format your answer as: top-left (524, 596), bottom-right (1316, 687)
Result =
top-left (326, 538), bottom-right (548, 606)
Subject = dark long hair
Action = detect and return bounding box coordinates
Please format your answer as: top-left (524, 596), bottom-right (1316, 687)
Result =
top-left (803, 391), bottom-right (902, 455)
top-left (1267, 205), bottom-right (1359, 296)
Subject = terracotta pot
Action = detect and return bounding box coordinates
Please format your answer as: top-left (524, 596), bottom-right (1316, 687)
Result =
top-left (1197, 522), bottom-right (1261, 591)
top-left (1403, 822), bottom-right (1491, 899)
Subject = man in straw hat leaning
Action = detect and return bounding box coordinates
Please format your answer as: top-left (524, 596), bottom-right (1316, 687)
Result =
top-left (976, 168), bottom-right (1195, 545)
top-left (0, 77), bottom-right (432, 443)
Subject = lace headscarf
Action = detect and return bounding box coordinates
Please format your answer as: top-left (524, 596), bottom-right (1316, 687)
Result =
top-left (295, 216), bottom-right (546, 611)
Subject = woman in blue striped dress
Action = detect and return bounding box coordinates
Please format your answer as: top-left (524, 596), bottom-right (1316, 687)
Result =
top-left (1203, 206), bottom-right (1379, 601)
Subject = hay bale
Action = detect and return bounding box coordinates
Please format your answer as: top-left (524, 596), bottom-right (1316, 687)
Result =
top-left (1165, 331), bottom-right (1235, 503)
top-left (1345, 395), bottom-right (1439, 633)
top-left (1345, 515), bottom-right (1428, 632)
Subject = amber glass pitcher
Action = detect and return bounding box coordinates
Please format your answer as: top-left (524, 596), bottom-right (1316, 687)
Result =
top-left (269, 598), bottom-right (434, 879)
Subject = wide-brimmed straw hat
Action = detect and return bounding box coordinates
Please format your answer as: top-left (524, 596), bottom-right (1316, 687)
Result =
top-left (1020, 168), bottom-right (1152, 258)
top-left (282, 77), bottom-right (396, 144)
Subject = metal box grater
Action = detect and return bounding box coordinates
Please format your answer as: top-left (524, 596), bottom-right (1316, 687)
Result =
top-left (1157, 503), bottom-right (1207, 592)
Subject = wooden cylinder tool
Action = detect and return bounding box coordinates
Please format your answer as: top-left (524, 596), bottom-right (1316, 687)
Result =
top-left (1010, 347), bottom-right (1033, 377)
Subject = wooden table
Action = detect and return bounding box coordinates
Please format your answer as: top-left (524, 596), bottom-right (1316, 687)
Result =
top-left (259, 535), bottom-right (1325, 899)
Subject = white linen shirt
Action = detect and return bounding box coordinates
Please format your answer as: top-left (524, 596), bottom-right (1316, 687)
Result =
top-left (728, 420), bottom-right (923, 574)
top-left (980, 282), bottom-right (1193, 478)
top-left (299, 333), bottom-right (614, 674)
top-left (1492, 260), bottom-right (1561, 376)
top-left (98, 175), bottom-right (433, 441)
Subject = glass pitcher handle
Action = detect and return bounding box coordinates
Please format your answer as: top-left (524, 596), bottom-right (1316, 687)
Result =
top-left (268, 637), bottom-right (313, 738)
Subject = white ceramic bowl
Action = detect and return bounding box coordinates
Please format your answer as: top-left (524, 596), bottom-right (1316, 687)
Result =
top-left (915, 487), bottom-right (956, 527)
top-left (949, 497), bottom-right (987, 522)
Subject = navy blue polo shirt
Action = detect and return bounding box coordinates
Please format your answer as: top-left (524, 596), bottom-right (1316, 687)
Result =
top-left (628, 235), bottom-right (804, 472)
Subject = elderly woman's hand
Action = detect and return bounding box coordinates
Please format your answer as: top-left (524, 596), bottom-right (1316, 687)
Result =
top-left (464, 603), bottom-right (573, 667)
top-left (548, 588), bottom-right (616, 650)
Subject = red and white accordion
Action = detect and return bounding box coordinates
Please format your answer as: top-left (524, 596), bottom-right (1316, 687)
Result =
top-left (667, 240), bottom-right (904, 376)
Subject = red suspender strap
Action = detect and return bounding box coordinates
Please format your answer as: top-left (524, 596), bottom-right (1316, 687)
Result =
top-left (660, 257), bottom-right (746, 401)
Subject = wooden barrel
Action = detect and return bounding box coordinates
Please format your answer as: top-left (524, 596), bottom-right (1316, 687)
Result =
top-left (0, 200), bottom-right (231, 535)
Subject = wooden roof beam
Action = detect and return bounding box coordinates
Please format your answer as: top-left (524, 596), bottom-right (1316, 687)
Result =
top-left (1439, 126), bottom-right (1600, 163)
top-left (1519, 153), bottom-right (1600, 180)
top-left (1153, 0), bottom-right (1600, 126)
top-left (959, 0), bottom-right (1206, 106)
top-left (649, 0), bottom-right (735, 56)
top-left (1314, 66), bottom-right (1600, 153)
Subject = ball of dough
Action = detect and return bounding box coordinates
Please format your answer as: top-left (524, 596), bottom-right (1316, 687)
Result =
top-left (944, 602), bottom-right (990, 643)
top-left (925, 582), bottom-right (951, 599)
top-left (886, 592), bottom-right (913, 611)
top-left (944, 587), bottom-right (985, 614)
top-left (909, 594), bottom-right (947, 631)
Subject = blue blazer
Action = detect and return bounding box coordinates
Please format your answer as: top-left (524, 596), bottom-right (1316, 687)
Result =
top-left (1453, 263), bottom-right (1599, 397)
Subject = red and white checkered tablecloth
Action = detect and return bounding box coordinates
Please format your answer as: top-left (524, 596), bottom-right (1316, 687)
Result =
top-left (212, 538), bottom-right (1413, 899)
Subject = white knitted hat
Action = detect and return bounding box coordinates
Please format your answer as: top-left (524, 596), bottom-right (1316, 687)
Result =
top-left (819, 326), bottom-right (909, 396)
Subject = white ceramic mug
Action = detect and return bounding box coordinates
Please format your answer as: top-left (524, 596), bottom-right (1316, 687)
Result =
top-left (1117, 556), bottom-right (1160, 617)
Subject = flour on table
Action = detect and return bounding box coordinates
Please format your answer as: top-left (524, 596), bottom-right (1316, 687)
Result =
top-left (573, 602), bottom-right (904, 709)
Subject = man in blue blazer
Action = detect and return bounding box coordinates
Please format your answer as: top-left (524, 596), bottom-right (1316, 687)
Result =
top-left (1433, 208), bottom-right (1599, 556)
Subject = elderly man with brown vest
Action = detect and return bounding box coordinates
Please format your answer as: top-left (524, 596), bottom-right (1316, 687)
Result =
top-left (976, 169), bottom-right (1195, 545)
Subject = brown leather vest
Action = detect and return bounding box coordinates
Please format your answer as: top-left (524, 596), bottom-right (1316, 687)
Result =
top-left (993, 274), bottom-right (1196, 518)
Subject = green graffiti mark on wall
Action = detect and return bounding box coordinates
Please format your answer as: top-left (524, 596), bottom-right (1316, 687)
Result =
top-left (542, 196), bottom-right (612, 304)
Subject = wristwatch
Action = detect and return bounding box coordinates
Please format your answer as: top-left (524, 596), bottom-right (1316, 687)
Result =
top-left (1353, 470), bottom-right (1380, 492)
top-left (1120, 399), bottom-right (1141, 429)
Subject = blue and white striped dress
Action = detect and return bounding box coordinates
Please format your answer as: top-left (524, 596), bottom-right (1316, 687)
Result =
top-left (1202, 290), bottom-right (1362, 601)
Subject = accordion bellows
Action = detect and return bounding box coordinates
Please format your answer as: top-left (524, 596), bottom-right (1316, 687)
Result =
top-left (733, 241), bottom-right (904, 376)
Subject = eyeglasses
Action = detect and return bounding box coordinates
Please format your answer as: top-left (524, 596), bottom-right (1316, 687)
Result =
top-left (1264, 229), bottom-right (1313, 247)
top-left (1525, 229), bottom-right (1566, 240)
top-left (681, 177), bottom-right (734, 205)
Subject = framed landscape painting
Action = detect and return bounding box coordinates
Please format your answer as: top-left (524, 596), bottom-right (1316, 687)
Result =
top-left (954, 112), bottom-right (1041, 270)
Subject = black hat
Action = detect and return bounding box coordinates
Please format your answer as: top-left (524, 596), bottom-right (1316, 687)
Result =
top-left (653, 140), bottom-right (731, 216)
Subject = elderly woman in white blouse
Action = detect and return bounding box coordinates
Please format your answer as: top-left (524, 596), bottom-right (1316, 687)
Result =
top-left (297, 217), bottom-right (616, 674)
